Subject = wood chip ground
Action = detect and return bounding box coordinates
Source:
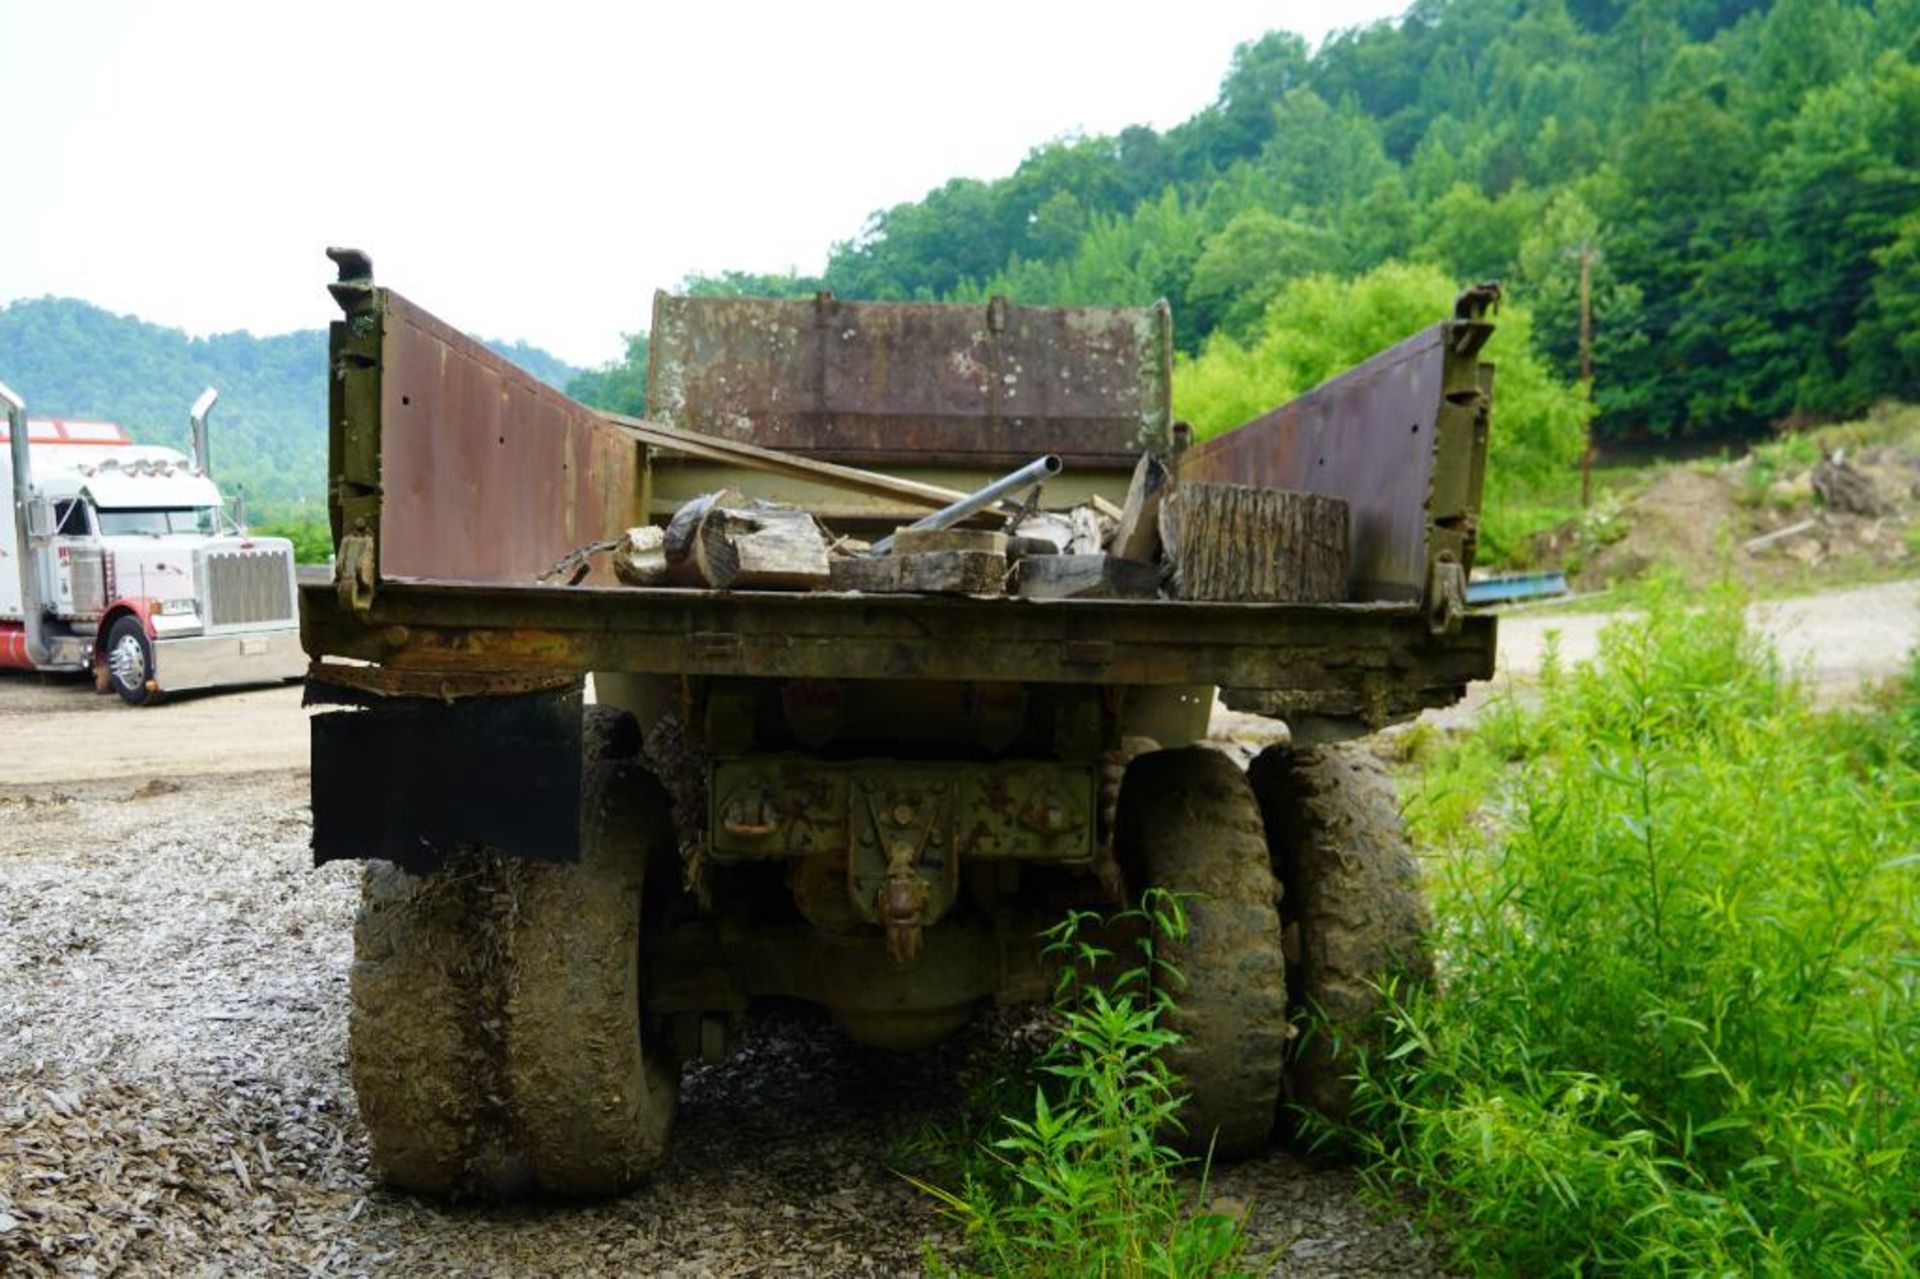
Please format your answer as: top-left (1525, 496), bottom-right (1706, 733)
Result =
top-left (0, 698), bottom-right (1448, 1277)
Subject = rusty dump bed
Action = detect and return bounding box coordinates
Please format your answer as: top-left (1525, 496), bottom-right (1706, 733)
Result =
top-left (306, 253), bottom-right (1496, 730)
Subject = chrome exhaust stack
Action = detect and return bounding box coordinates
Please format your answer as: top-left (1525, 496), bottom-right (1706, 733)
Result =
top-left (190, 386), bottom-right (218, 477)
top-left (2, 380), bottom-right (52, 665)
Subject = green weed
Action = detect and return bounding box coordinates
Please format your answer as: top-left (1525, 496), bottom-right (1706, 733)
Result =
top-left (913, 890), bottom-right (1250, 1278)
top-left (1355, 579), bottom-right (1920, 1274)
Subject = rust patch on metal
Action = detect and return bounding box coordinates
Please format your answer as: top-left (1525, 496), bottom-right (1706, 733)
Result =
top-left (305, 659), bottom-right (578, 703)
top-left (374, 292), bottom-right (640, 585)
top-left (646, 292), bottom-right (1171, 470)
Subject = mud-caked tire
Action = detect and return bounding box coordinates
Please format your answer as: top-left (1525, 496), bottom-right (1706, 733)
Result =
top-left (346, 707), bottom-right (679, 1198)
top-left (348, 859), bottom-right (495, 1197)
top-left (1248, 743), bottom-right (1433, 1125)
top-left (1117, 747), bottom-right (1288, 1159)
top-left (496, 752), bottom-right (679, 1196)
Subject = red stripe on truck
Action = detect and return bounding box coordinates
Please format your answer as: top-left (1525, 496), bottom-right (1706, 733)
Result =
top-left (0, 623), bottom-right (31, 669)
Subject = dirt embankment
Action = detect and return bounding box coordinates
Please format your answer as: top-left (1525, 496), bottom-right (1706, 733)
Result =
top-left (1532, 434), bottom-right (1920, 592)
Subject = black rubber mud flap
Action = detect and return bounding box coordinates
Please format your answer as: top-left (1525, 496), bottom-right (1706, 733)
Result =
top-left (310, 685), bottom-right (584, 873)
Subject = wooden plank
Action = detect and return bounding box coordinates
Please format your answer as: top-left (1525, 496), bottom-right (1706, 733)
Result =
top-left (891, 528), bottom-right (1009, 557)
top-left (1164, 482), bottom-right (1348, 603)
top-left (605, 412), bottom-right (999, 514)
top-left (1015, 554), bottom-right (1161, 600)
top-left (829, 549), bottom-right (1007, 595)
top-left (1112, 453), bottom-right (1170, 563)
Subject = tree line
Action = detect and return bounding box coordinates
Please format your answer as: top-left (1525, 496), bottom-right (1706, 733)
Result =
top-left (572, 0), bottom-right (1920, 452)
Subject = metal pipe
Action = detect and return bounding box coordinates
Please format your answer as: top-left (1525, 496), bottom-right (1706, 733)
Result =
top-left (190, 386), bottom-right (218, 477)
top-left (2, 380), bottom-right (51, 666)
top-left (869, 454), bottom-right (1062, 555)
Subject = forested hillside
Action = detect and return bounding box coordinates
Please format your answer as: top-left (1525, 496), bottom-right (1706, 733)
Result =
top-left (0, 297), bottom-right (577, 519)
top-left (575, 0), bottom-right (1920, 449)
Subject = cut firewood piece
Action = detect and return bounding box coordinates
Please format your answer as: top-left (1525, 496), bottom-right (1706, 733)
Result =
top-left (1112, 453), bottom-right (1170, 563)
top-left (1163, 482), bottom-right (1348, 603)
top-left (1067, 505), bottom-right (1110, 555)
top-left (830, 549), bottom-right (1007, 595)
top-left (890, 527), bottom-right (1009, 557)
top-left (1011, 511), bottom-right (1075, 553)
top-left (613, 526), bottom-right (668, 586)
top-left (1015, 553), bottom-right (1161, 600)
top-left (662, 490), bottom-right (831, 590)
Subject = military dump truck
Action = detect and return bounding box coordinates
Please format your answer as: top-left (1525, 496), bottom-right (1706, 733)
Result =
top-left (302, 248), bottom-right (1497, 1198)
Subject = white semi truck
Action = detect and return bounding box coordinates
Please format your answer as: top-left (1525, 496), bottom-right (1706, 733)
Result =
top-left (1, 381), bottom-right (304, 704)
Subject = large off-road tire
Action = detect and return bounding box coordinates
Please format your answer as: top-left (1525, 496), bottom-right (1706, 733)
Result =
top-left (1248, 743), bottom-right (1434, 1125)
top-left (348, 859), bottom-right (494, 1196)
top-left (346, 707), bottom-right (678, 1198)
top-left (1117, 747), bottom-right (1288, 1159)
top-left (496, 751), bottom-right (679, 1196)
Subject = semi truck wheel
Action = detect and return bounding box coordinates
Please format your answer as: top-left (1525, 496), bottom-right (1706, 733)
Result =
top-left (347, 707), bottom-right (678, 1198)
top-left (1248, 743), bottom-right (1433, 1125)
top-left (1118, 747), bottom-right (1288, 1158)
top-left (104, 616), bottom-right (154, 705)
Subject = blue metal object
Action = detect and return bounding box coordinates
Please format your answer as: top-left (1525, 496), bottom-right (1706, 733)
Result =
top-left (1467, 570), bottom-right (1569, 606)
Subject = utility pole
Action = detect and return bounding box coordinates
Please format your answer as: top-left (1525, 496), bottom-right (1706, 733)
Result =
top-left (1570, 239), bottom-right (1597, 508)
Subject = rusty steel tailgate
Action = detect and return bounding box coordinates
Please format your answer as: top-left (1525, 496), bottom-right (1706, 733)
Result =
top-left (646, 292), bottom-right (1172, 470)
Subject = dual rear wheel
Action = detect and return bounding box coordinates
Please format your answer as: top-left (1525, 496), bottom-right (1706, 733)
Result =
top-left (347, 723), bottom-right (1427, 1196)
top-left (1119, 743), bottom-right (1431, 1157)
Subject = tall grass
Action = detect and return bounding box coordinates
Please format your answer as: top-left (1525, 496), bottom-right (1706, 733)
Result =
top-left (914, 891), bottom-right (1249, 1278)
top-left (1355, 581), bottom-right (1920, 1273)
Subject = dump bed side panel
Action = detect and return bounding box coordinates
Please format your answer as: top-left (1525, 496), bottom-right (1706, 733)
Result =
top-left (333, 285), bottom-right (641, 585)
top-left (646, 293), bottom-right (1172, 470)
top-left (1177, 301), bottom-right (1494, 604)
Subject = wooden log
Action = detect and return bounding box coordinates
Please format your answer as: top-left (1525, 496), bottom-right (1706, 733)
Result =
top-left (663, 490), bottom-right (831, 589)
top-left (1163, 482), bottom-right (1348, 603)
top-left (1015, 553), bottom-right (1161, 600)
top-left (890, 527), bottom-right (1008, 557)
top-left (612, 526), bottom-right (668, 586)
top-left (1742, 518), bottom-right (1818, 555)
top-left (1111, 453), bottom-right (1170, 563)
top-left (1011, 511), bottom-right (1075, 554)
top-left (829, 549), bottom-right (1007, 595)
top-left (1067, 505), bottom-right (1110, 554)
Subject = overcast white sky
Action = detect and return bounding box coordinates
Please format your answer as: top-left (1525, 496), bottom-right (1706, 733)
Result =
top-left (3, 1), bottom-right (1405, 368)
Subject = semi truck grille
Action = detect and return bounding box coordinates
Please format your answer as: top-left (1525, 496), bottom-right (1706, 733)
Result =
top-left (204, 547), bottom-right (295, 628)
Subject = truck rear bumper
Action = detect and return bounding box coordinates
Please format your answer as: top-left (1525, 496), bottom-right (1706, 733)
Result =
top-left (155, 625), bottom-right (305, 694)
top-left (301, 581), bottom-right (1497, 729)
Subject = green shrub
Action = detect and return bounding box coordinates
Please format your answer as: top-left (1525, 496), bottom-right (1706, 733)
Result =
top-left (1357, 582), bottom-right (1920, 1274)
top-left (914, 891), bottom-right (1249, 1278)
top-left (254, 515), bottom-right (333, 564)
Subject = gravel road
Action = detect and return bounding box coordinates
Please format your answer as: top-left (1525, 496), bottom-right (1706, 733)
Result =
top-left (2, 578), bottom-right (1910, 1275)
top-left (1494, 577), bottom-right (1920, 699)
